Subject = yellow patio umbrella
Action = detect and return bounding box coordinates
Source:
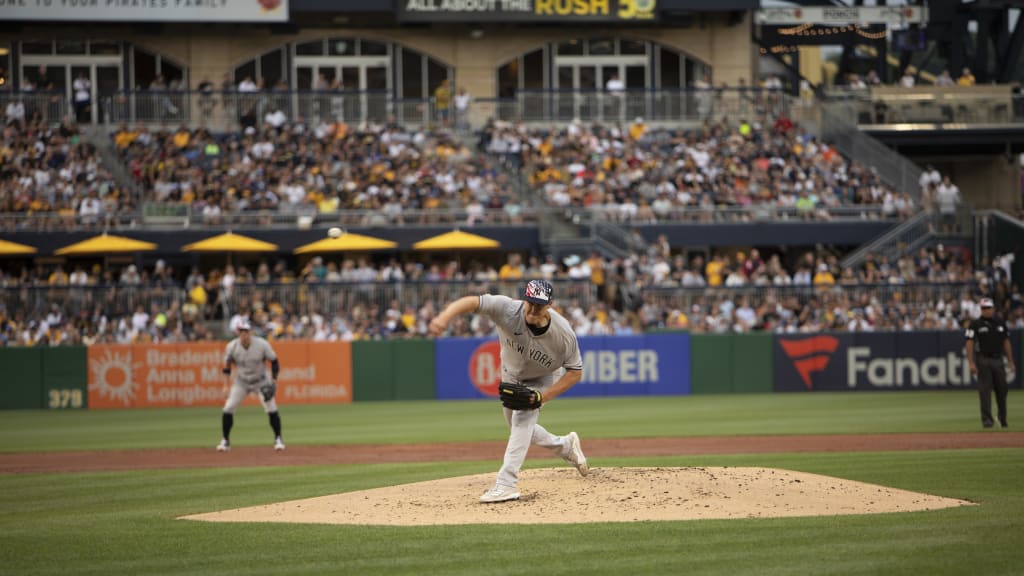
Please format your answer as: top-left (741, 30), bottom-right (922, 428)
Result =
top-left (0, 239), bottom-right (38, 256)
top-left (413, 230), bottom-right (501, 251)
top-left (182, 232), bottom-right (278, 253)
top-left (293, 232), bottom-right (397, 254)
top-left (55, 233), bottom-right (157, 255)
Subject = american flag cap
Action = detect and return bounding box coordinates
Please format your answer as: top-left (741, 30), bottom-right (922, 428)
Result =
top-left (523, 279), bottom-right (553, 305)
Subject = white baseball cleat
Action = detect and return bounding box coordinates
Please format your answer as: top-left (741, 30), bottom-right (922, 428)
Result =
top-left (216, 439), bottom-right (231, 452)
top-left (274, 437), bottom-right (286, 451)
top-left (566, 431), bottom-right (589, 477)
top-left (479, 484), bottom-right (520, 503)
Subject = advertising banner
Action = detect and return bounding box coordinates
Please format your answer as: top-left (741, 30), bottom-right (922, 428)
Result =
top-left (2, 0), bottom-right (289, 23)
top-left (87, 341), bottom-right (351, 409)
top-left (773, 331), bottom-right (1022, 392)
top-left (434, 333), bottom-right (689, 400)
top-left (397, 0), bottom-right (657, 23)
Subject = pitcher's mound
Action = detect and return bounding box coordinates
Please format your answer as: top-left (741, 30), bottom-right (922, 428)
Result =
top-left (181, 467), bottom-right (972, 526)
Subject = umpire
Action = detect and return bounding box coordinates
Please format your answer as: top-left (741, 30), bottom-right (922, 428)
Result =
top-left (965, 298), bottom-right (1016, 428)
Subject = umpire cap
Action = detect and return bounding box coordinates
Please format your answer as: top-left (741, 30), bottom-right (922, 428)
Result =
top-left (523, 279), bottom-right (554, 305)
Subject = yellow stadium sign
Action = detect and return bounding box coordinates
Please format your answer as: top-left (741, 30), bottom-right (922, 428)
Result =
top-left (398, 0), bottom-right (656, 22)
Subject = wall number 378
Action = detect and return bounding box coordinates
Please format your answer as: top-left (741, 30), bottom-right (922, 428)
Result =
top-left (48, 389), bottom-right (84, 409)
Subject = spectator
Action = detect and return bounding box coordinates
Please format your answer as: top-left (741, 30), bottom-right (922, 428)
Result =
top-left (900, 67), bottom-right (916, 88)
top-left (957, 67), bottom-right (976, 87)
top-left (935, 69), bottom-right (955, 87)
top-left (72, 72), bottom-right (92, 123)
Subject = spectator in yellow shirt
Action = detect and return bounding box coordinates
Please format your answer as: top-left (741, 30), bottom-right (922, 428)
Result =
top-left (114, 123), bottom-right (139, 149)
top-left (813, 263), bottom-right (836, 286)
top-left (705, 254), bottom-right (725, 287)
top-left (498, 253), bottom-right (524, 280)
top-left (957, 67), bottom-right (976, 86)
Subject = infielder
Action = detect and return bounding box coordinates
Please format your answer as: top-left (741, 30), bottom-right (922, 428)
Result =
top-left (429, 279), bottom-right (588, 503)
top-left (217, 321), bottom-right (285, 451)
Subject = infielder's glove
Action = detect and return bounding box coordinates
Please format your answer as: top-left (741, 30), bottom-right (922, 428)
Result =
top-left (499, 383), bottom-right (543, 410)
top-left (259, 381), bottom-right (277, 402)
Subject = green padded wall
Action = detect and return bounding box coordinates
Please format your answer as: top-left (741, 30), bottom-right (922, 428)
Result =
top-left (41, 347), bottom-right (88, 409)
top-left (392, 340), bottom-right (436, 400)
top-left (731, 333), bottom-right (773, 394)
top-left (689, 334), bottom-right (732, 394)
top-left (0, 348), bottom-right (44, 409)
top-left (352, 341), bottom-right (395, 402)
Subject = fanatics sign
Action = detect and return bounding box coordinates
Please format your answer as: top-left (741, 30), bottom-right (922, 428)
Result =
top-left (398, 0), bottom-right (657, 22)
top-left (1, 0), bottom-right (288, 22)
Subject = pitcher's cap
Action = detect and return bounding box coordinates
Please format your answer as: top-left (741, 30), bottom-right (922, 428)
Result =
top-left (237, 320), bottom-right (252, 331)
top-left (979, 298), bottom-right (994, 308)
top-left (523, 279), bottom-right (553, 305)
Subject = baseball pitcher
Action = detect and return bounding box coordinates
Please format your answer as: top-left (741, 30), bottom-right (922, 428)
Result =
top-left (430, 279), bottom-right (588, 503)
top-left (217, 321), bottom-right (285, 452)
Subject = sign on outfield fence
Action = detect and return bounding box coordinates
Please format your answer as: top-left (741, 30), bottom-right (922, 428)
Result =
top-left (773, 331), bottom-right (1022, 392)
top-left (87, 341), bottom-right (351, 409)
top-left (434, 333), bottom-right (690, 400)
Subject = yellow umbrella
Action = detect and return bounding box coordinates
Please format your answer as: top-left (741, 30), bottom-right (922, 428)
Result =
top-left (0, 239), bottom-right (38, 256)
top-left (413, 230), bottom-right (501, 250)
top-left (55, 233), bottom-right (157, 255)
top-left (294, 232), bottom-right (397, 254)
top-left (183, 232), bottom-right (278, 253)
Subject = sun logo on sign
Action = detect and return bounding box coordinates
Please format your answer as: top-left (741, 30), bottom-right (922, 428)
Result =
top-left (89, 349), bottom-right (140, 406)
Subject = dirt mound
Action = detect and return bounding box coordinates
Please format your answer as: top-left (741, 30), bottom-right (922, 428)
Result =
top-left (181, 467), bottom-right (973, 526)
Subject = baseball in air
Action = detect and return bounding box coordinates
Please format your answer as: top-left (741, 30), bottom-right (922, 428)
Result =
top-left (328, 227), bottom-right (343, 238)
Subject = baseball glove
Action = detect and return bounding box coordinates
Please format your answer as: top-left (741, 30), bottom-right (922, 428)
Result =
top-left (499, 383), bottom-right (543, 410)
top-left (259, 381), bottom-right (277, 402)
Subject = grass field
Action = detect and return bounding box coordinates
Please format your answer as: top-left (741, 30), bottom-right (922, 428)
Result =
top-left (1, 391), bottom-right (1023, 575)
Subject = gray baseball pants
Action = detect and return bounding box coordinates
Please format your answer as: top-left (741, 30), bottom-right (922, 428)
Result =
top-left (495, 404), bottom-right (574, 488)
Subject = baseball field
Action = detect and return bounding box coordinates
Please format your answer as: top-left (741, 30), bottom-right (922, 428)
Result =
top-left (2, 391), bottom-right (1023, 575)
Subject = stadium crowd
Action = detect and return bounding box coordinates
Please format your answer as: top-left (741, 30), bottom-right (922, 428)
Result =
top-left (0, 117), bottom-right (130, 232)
top-left (1, 243), bottom-right (1018, 347)
top-left (112, 119), bottom-right (526, 226)
top-left (483, 115), bottom-right (923, 223)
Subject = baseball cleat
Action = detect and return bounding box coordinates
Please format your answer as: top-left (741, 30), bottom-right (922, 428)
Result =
top-left (566, 431), bottom-right (589, 477)
top-left (274, 437), bottom-right (286, 451)
top-left (479, 484), bottom-right (520, 503)
top-left (216, 439), bottom-right (231, 452)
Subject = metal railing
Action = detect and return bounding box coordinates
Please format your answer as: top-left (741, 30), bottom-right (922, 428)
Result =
top-left (0, 280), bottom-right (597, 326)
top-left (823, 88), bottom-right (1024, 126)
top-left (1, 281), bottom-right (980, 337)
top-left (479, 88), bottom-right (791, 125)
top-left (581, 203), bottom-right (901, 224)
top-left (0, 91), bottom-right (69, 126)
top-left (96, 88), bottom-right (795, 130)
top-left (817, 101), bottom-right (924, 199)
top-left (100, 90), bottom-right (436, 129)
top-left (137, 204), bottom-right (540, 229)
top-left (642, 282), bottom-right (979, 317)
top-left (0, 202), bottom-right (903, 233)
top-left (0, 211), bottom-right (141, 234)
top-left (839, 205), bottom-right (975, 270)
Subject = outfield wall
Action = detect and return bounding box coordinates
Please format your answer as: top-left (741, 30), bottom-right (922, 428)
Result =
top-left (0, 330), bottom-right (1020, 409)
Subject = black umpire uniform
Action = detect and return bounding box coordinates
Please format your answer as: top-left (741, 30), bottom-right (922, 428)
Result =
top-left (965, 298), bottom-right (1016, 428)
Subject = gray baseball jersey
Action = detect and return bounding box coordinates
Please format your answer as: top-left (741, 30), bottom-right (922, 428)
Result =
top-left (478, 294), bottom-right (582, 387)
top-left (224, 336), bottom-right (277, 384)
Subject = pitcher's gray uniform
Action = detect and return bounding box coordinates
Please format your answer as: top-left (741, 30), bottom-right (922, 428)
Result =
top-left (217, 322), bottom-right (285, 452)
top-left (478, 293), bottom-right (585, 490)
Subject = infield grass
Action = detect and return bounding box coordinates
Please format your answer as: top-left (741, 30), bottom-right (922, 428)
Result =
top-left (1, 391), bottom-right (1023, 576)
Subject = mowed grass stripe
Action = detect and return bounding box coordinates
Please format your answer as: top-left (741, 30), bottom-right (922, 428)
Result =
top-left (3, 391), bottom-right (1021, 453)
